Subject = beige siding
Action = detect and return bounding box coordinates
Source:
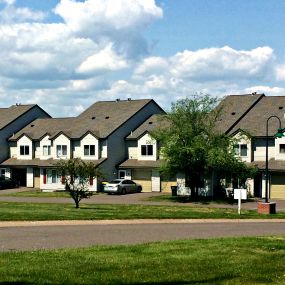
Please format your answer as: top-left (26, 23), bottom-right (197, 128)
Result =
top-left (34, 168), bottom-right (40, 188)
top-left (161, 180), bottom-right (177, 193)
top-left (132, 169), bottom-right (152, 192)
top-left (271, 174), bottom-right (285, 199)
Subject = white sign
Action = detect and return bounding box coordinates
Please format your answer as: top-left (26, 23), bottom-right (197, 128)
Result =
top-left (234, 188), bottom-right (247, 215)
top-left (234, 189), bottom-right (247, 200)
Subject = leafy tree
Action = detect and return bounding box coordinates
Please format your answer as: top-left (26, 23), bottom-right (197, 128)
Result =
top-left (152, 94), bottom-right (256, 199)
top-left (56, 158), bottom-right (102, 208)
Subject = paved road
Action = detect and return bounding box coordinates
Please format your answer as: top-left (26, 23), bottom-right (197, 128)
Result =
top-left (1, 188), bottom-right (285, 211)
top-left (1, 220), bottom-right (285, 252)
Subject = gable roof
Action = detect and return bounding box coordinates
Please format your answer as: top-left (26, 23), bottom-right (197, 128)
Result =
top-left (0, 104), bottom-right (49, 130)
top-left (214, 93), bottom-right (264, 134)
top-left (126, 114), bottom-right (168, 140)
top-left (227, 96), bottom-right (285, 137)
top-left (10, 99), bottom-right (163, 141)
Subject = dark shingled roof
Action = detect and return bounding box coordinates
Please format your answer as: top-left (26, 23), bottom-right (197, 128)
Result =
top-left (1, 157), bottom-right (106, 167)
top-left (10, 99), bottom-right (159, 141)
top-left (0, 104), bottom-right (38, 130)
top-left (251, 159), bottom-right (285, 172)
top-left (228, 96), bottom-right (285, 137)
top-left (215, 93), bottom-right (264, 134)
top-left (126, 114), bottom-right (168, 140)
top-left (119, 159), bottom-right (163, 169)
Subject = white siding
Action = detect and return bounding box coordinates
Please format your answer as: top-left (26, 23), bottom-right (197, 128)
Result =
top-left (37, 135), bottom-right (52, 159)
top-left (101, 139), bottom-right (108, 158)
top-left (233, 133), bottom-right (251, 163)
top-left (254, 138), bottom-right (275, 161)
top-left (52, 134), bottom-right (71, 159)
top-left (17, 135), bottom-right (33, 160)
top-left (26, 167), bottom-right (34, 187)
top-left (128, 146), bottom-right (138, 159)
top-left (138, 133), bottom-right (157, 161)
top-left (275, 136), bottom-right (285, 160)
top-left (74, 133), bottom-right (99, 160)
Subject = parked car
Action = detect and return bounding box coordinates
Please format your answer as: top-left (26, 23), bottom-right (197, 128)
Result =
top-left (0, 177), bottom-right (19, 190)
top-left (104, 179), bottom-right (142, 195)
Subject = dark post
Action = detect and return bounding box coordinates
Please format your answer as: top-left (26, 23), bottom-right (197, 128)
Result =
top-left (265, 116), bottom-right (282, 203)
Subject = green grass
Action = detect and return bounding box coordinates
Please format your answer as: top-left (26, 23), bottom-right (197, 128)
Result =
top-left (2, 189), bottom-right (70, 197)
top-left (1, 201), bottom-right (285, 221)
top-left (0, 237), bottom-right (284, 284)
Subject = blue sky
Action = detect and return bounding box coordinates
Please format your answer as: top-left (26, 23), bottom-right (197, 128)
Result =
top-left (0, 0), bottom-right (285, 116)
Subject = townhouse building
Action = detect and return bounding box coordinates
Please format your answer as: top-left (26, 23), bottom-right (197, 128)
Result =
top-left (216, 93), bottom-right (285, 199)
top-left (0, 104), bottom-right (50, 180)
top-left (1, 99), bottom-right (164, 191)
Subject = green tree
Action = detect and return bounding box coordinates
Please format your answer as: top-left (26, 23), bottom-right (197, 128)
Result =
top-left (152, 94), bottom-right (256, 199)
top-left (56, 158), bottom-right (102, 208)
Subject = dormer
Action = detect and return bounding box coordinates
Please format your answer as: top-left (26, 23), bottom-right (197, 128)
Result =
top-left (232, 130), bottom-right (251, 163)
top-left (17, 134), bottom-right (33, 160)
top-left (138, 132), bottom-right (157, 161)
top-left (74, 132), bottom-right (99, 160)
top-left (52, 132), bottom-right (71, 159)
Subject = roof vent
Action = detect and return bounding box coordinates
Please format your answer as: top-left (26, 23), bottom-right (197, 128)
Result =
top-left (148, 121), bottom-right (153, 125)
top-left (279, 106), bottom-right (283, 110)
top-left (252, 92), bottom-right (257, 95)
top-left (91, 116), bottom-right (96, 120)
top-left (127, 98), bottom-right (131, 101)
top-left (116, 99), bottom-right (120, 102)
top-left (30, 124), bottom-right (34, 127)
top-left (105, 116), bottom-right (110, 119)
top-left (231, 112), bottom-right (236, 115)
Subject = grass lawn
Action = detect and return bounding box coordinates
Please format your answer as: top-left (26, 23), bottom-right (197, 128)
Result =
top-left (2, 189), bottom-right (70, 198)
top-left (1, 201), bottom-right (285, 221)
top-left (0, 237), bottom-right (284, 284)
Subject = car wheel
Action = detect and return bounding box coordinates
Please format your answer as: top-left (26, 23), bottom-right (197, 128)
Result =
top-left (121, 188), bottom-right (126, 195)
top-left (137, 186), bottom-right (142, 193)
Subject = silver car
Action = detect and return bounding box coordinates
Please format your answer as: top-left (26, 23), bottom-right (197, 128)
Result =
top-left (104, 179), bottom-right (142, 195)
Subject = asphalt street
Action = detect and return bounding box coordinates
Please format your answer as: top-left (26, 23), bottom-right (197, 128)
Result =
top-left (1, 220), bottom-right (285, 252)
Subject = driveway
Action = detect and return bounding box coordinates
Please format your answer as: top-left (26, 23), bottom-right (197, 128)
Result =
top-left (0, 188), bottom-right (285, 211)
top-left (1, 219), bottom-right (285, 252)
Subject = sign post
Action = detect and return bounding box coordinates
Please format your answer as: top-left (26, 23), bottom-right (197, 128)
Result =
top-left (234, 189), bottom-right (247, 215)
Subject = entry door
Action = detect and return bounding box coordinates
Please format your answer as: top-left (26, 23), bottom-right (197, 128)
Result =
top-left (118, 170), bottom-right (126, 179)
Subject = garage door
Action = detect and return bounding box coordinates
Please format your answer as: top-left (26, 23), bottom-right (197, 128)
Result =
top-left (271, 174), bottom-right (285, 199)
top-left (132, 169), bottom-right (152, 192)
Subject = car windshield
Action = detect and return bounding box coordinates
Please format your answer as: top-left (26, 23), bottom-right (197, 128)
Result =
top-left (109, 180), bottom-right (122, 184)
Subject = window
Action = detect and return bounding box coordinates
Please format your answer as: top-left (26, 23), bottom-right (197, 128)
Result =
top-left (234, 144), bottom-right (247, 157)
top-left (20, 145), bottom-right (29, 155)
top-left (0, 169), bottom-right (5, 177)
top-left (141, 145), bottom-right (153, 156)
top-left (43, 145), bottom-right (51, 156)
top-left (47, 169), bottom-right (60, 184)
top-left (240, 145), bottom-right (248, 156)
top-left (84, 145), bottom-right (95, 156)
top-left (56, 145), bottom-right (67, 157)
top-left (280, 144), bottom-right (285, 153)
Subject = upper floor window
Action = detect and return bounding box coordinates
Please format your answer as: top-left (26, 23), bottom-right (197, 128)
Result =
top-left (43, 145), bottom-right (51, 156)
top-left (56, 145), bottom-right (67, 157)
top-left (20, 145), bottom-right (29, 156)
top-left (280, 144), bottom-right (285, 153)
top-left (84, 145), bottom-right (95, 156)
top-left (141, 145), bottom-right (153, 156)
top-left (234, 144), bottom-right (247, 157)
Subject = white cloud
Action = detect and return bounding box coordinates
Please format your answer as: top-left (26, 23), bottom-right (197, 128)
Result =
top-left (276, 64), bottom-right (285, 81)
top-left (243, 86), bottom-right (285, 96)
top-left (77, 44), bottom-right (128, 74)
top-left (169, 46), bottom-right (274, 81)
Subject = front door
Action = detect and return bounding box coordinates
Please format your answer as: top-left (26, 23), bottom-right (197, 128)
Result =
top-left (118, 170), bottom-right (126, 179)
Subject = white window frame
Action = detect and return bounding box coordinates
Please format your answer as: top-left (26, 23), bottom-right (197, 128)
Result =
top-left (84, 145), bottom-right (95, 156)
top-left (141, 145), bottom-right (153, 156)
top-left (43, 145), bottom-right (51, 156)
top-left (20, 145), bottom-right (29, 156)
top-left (56, 145), bottom-right (67, 157)
top-left (234, 144), bottom-right (248, 157)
